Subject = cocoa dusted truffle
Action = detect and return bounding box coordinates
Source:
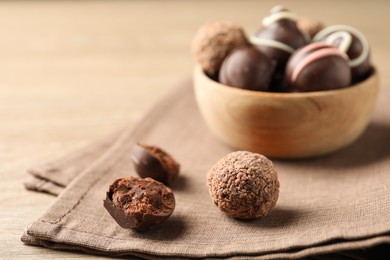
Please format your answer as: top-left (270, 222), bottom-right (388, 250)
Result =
top-left (285, 42), bottom-right (351, 92)
top-left (313, 25), bottom-right (372, 82)
top-left (219, 46), bottom-right (276, 91)
top-left (297, 17), bottom-right (325, 39)
top-left (207, 151), bottom-right (279, 219)
top-left (192, 21), bottom-right (249, 77)
top-left (131, 143), bottom-right (180, 185)
top-left (251, 6), bottom-right (309, 74)
top-left (104, 177), bottom-right (175, 230)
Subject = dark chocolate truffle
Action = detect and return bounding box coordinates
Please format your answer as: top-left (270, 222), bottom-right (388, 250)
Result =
top-left (192, 21), bottom-right (249, 77)
top-left (285, 42), bottom-right (351, 92)
top-left (207, 151), bottom-right (279, 219)
top-left (104, 177), bottom-right (175, 230)
top-left (131, 143), bottom-right (180, 185)
top-left (251, 6), bottom-right (309, 71)
top-left (313, 25), bottom-right (372, 82)
top-left (219, 46), bottom-right (276, 91)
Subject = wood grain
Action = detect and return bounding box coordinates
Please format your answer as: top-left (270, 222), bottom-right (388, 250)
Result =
top-left (194, 66), bottom-right (379, 158)
top-left (0, 0), bottom-right (389, 258)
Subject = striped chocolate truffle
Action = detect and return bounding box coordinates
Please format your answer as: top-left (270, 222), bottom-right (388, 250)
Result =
top-left (313, 25), bottom-right (372, 82)
top-left (285, 42), bottom-right (351, 92)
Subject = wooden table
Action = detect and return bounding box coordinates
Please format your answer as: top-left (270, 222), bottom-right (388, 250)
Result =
top-left (1, 0), bottom-right (389, 258)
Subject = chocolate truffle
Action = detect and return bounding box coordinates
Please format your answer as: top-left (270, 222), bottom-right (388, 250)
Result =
top-left (131, 143), bottom-right (180, 185)
top-left (207, 151), bottom-right (279, 219)
top-left (285, 42), bottom-right (351, 92)
top-left (104, 177), bottom-right (175, 230)
top-left (219, 46), bottom-right (276, 91)
top-left (251, 6), bottom-right (309, 72)
top-left (192, 21), bottom-right (249, 77)
top-left (297, 17), bottom-right (325, 39)
top-left (313, 25), bottom-right (372, 82)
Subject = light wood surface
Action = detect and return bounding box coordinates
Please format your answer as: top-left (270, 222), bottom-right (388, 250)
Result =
top-left (0, 0), bottom-right (389, 258)
top-left (194, 66), bottom-right (379, 158)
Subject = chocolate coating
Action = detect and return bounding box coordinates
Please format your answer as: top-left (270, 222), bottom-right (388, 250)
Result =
top-left (313, 25), bottom-right (372, 82)
top-left (207, 151), bottom-right (279, 219)
top-left (131, 143), bottom-right (180, 185)
top-left (285, 42), bottom-right (351, 92)
top-left (253, 24), bottom-right (307, 67)
top-left (251, 6), bottom-right (308, 71)
top-left (192, 21), bottom-right (249, 77)
top-left (104, 177), bottom-right (175, 230)
top-left (219, 46), bottom-right (276, 91)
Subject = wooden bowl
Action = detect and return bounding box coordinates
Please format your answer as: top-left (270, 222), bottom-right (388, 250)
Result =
top-left (193, 65), bottom-right (379, 158)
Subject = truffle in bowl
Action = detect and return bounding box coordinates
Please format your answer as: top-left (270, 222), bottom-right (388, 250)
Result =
top-left (193, 65), bottom-right (379, 159)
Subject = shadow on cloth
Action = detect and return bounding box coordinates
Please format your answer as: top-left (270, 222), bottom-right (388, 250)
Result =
top-left (280, 122), bottom-right (390, 169)
top-left (131, 214), bottom-right (187, 241)
top-left (236, 206), bottom-right (303, 229)
top-left (170, 174), bottom-right (188, 192)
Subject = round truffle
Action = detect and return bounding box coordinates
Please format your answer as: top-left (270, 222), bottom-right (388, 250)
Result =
top-left (219, 46), bottom-right (276, 91)
top-left (131, 143), bottom-right (180, 185)
top-left (285, 42), bottom-right (351, 92)
top-left (251, 6), bottom-right (309, 70)
top-left (104, 177), bottom-right (175, 230)
top-left (207, 151), bottom-right (280, 219)
top-left (192, 21), bottom-right (249, 77)
top-left (297, 17), bottom-right (325, 39)
top-left (313, 25), bottom-right (372, 82)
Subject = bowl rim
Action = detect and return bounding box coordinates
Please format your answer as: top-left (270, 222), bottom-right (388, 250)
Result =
top-left (195, 65), bottom-right (378, 98)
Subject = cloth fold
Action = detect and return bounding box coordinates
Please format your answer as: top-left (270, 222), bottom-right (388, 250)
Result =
top-left (22, 79), bottom-right (390, 259)
top-left (25, 127), bottom-right (127, 195)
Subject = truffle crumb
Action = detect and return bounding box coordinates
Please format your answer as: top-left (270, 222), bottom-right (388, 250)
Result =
top-left (207, 151), bottom-right (279, 219)
top-left (192, 21), bottom-right (248, 77)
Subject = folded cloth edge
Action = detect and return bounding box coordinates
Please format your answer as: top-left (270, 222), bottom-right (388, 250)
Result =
top-left (25, 126), bottom-right (127, 191)
top-left (21, 228), bottom-right (390, 259)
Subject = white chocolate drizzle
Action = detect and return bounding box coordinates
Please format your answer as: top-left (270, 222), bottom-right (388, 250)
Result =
top-left (262, 11), bottom-right (298, 27)
top-left (270, 5), bottom-right (286, 13)
top-left (291, 45), bottom-right (349, 83)
top-left (250, 36), bottom-right (295, 54)
top-left (313, 25), bottom-right (369, 68)
top-left (325, 31), bottom-right (352, 53)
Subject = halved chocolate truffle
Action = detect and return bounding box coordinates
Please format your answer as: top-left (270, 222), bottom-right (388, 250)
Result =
top-left (104, 177), bottom-right (175, 230)
top-left (131, 143), bottom-right (180, 185)
top-left (285, 42), bottom-right (351, 92)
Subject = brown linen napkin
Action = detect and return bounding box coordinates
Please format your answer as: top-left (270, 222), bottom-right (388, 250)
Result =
top-left (24, 127), bottom-right (128, 195)
top-left (22, 79), bottom-right (390, 259)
